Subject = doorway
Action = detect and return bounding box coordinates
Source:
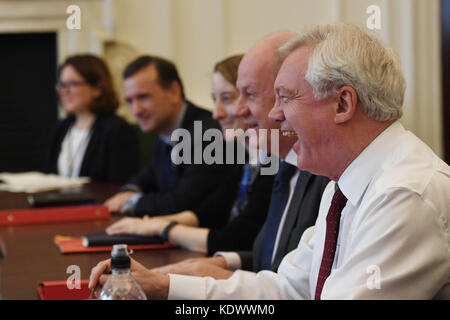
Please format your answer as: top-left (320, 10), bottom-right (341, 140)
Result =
top-left (0, 32), bottom-right (58, 172)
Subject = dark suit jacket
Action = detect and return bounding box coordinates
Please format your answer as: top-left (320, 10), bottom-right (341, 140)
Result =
top-left (194, 163), bottom-right (244, 229)
top-left (194, 140), bottom-right (249, 229)
top-left (237, 169), bottom-right (330, 272)
top-left (43, 113), bottom-right (140, 184)
top-left (205, 164), bottom-right (276, 256)
top-left (127, 101), bottom-right (229, 217)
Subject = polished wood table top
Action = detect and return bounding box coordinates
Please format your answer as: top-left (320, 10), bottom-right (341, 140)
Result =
top-left (0, 183), bottom-right (203, 300)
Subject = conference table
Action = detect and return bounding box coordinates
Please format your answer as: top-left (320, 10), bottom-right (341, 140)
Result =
top-left (0, 183), bottom-right (203, 300)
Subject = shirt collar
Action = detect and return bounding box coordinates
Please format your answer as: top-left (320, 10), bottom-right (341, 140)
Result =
top-left (160, 102), bottom-right (188, 145)
top-left (338, 121), bottom-right (406, 206)
top-left (284, 148), bottom-right (298, 167)
top-left (247, 145), bottom-right (260, 166)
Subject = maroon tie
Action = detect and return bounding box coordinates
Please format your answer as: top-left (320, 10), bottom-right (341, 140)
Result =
top-left (314, 186), bottom-right (347, 300)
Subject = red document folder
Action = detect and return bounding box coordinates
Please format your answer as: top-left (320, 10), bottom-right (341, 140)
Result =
top-left (38, 280), bottom-right (94, 300)
top-left (54, 235), bottom-right (175, 254)
top-left (0, 205), bottom-right (110, 226)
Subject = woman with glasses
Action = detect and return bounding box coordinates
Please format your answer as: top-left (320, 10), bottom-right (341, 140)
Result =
top-left (43, 54), bottom-right (139, 184)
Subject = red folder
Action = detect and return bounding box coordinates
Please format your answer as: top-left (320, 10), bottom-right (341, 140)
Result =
top-left (54, 235), bottom-right (175, 254)
top-left (0, 205), bottom-right (110, 226)
top-left (38, 280), bottom-right (94, 300)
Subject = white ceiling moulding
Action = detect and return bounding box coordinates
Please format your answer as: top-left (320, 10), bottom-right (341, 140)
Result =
top-left (0, 1), bottom-right (69, 19)
top-left (0, 0), bottom-right (118, 58)
top-left (0, 1), bottom-right (68, 32)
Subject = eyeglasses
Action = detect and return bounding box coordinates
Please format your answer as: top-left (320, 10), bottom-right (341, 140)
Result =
top-left (55, 80), bottom-right (88, 91)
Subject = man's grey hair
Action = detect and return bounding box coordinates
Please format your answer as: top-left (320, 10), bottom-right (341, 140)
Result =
top-left (278, 23), bottom-right (406, 121)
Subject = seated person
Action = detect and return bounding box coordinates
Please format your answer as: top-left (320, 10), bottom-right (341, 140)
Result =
top-left (104, 56), bottom-right (230, 217)
top-left (105, 54), bottom-right (276, 254)
top-left (44, 54), bottom-right (139, 184)
top-left (90, 23), bottom-right (450, 300)
top-left (149, 150), bottom-right (329, 279)
top-left (110, 33), bottom-right (329, 280)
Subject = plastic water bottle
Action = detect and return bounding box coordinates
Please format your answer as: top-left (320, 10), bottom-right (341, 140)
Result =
top-left (99, 244), bottom-right (147, 300)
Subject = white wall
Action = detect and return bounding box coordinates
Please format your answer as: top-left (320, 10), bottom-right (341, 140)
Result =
top-left (0, 0), bottom-right (443, 157)
top-left (111, 0), bottom-right (442, 157)
top-left (114, 0), bottom-right (174, 57)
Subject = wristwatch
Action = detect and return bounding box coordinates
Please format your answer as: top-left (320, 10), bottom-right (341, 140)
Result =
top-left (120, 193), bottom-right (143, 215)
top-left (161, 221), bottom-right (178, 242)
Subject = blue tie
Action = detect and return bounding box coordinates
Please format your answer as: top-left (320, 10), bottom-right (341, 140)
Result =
top-left (260, 161), bottom-right (297, 270)
top-left (228, 163), bottom-right (253, 221)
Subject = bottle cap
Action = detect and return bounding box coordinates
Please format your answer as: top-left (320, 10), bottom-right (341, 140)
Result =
top-left (110, 244), bottom-right (130, 269)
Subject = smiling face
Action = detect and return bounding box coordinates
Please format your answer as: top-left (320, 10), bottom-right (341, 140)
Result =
top-left (59, 65), bottom-right (100, 115)
top-left (273, 45), bottom-right (337, 175)
top-left (233, 53), bottom-right (281, 151)
top-left (124, 64), bottom-right (180, 134)
top-left (211, 71), bottom-right (247, 140)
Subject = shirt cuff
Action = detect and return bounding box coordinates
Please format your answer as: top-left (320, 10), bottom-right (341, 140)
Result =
top-left (213, 251), bottom-right (242, 270)
top-left (120, 184), bottom-right (142, 193)
top-left (168, 274), bottom-right (207, 300)
top-left (121, 192), bottom-right (143, 215)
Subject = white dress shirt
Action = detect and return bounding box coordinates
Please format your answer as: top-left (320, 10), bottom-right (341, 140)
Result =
top-left (215, 149), bottom-right (299, 270)
top-left (168, 121), bottom-right (450, 300)
top-left (57, 126), bottom-right (91, 178)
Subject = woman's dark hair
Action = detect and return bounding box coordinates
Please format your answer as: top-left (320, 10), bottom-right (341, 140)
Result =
top-left (123, 55), bottom-right (185, 100)
top-left (57, 54), bottom-right (119, 114)
top-left (214, 54), bottom-right (244, 86)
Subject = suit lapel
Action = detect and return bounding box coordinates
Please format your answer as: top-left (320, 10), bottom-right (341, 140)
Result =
top-left (179, 101), bottom-right (194, 131)
top-left (271, 170), bottom-right (312, 270)
top-left (79, 116), bottom-right (100, 177)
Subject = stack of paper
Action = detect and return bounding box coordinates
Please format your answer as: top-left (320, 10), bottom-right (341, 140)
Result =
top-left (0, 172), bottom-right (90, 193)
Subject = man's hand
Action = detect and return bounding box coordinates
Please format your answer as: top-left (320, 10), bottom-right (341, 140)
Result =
top-left (151, 256), bottom-right (233, 279)
top-left (106, 216), bottom-right (171, 236)
top-left (89, 257), bottom-right (170, 300)
top-left (104, 191), bottom-right (136, 213)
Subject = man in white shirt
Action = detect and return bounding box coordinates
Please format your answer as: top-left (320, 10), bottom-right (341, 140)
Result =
top-left (89, 23), bottom-right (450, 299)
top-left (145, 148), bottom-right (328, 279)
top-left (139, 33), bottom-right (329, 279)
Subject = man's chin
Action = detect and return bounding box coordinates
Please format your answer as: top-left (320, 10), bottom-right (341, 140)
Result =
top-left (137, 120), bottom-right (154, 133)
top-left (292, 139), bottom-right (301, 154)
top-left (139, 125), bottom-right (154, 133)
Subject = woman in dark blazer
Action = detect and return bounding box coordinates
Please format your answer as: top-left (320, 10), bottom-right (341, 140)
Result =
top-left (44, 54), bottom-right (139, 184)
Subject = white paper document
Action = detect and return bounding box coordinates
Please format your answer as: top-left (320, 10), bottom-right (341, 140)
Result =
top-left (0, 172), bottom-right (90, 193)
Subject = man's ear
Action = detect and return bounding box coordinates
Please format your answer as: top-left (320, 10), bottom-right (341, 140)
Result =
top-left (168, 81), bottom-right (182, 103)
top-left (334, 86), bottom-right (358, 124)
